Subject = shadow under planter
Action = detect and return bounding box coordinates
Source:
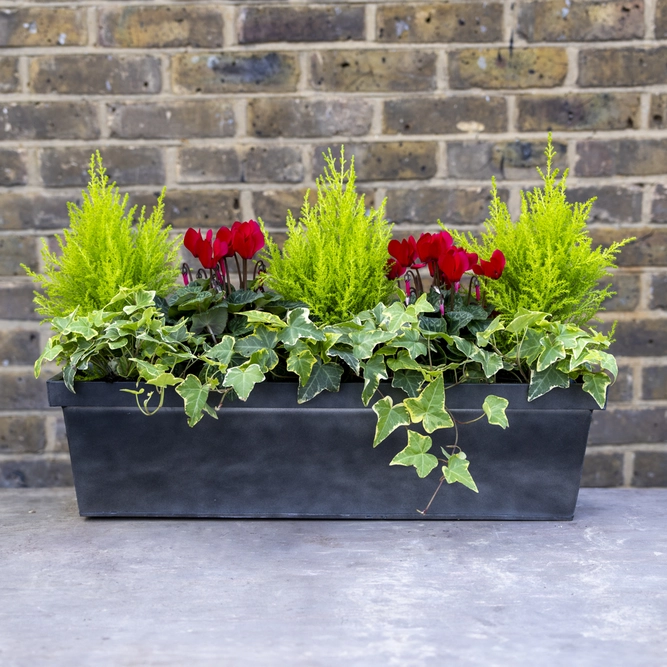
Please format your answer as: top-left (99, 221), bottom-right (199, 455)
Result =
top-left (48, 379), bottom-right (601, 520)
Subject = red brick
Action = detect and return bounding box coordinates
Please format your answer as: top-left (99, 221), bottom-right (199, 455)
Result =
top-left (383, 97), bottom-right (507, 135)
top-left (30, 55), bottom-right (161, 95)
top-left (107, 101), bottom-right (235, 139)
top-left (449, 48), bottom-right (568, 89)
top-left (99, 6), bottom-right (224, 48)
top-left (173, 52), bottom-right (299, 94)
top-left (376, 3), bottom-right (503, 42)
top-left (0, 8), bottom-right (87, 47)
top-left (239, 6), bottom-right (364, 43)
top-left (518, 0), bottom-right (644, 42)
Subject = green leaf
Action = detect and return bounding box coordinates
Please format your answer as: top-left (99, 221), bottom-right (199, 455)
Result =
top-left (404, 375), bottom-right (454, 433)
top-left (203, 336), bottom-right (235, 366)
top-left (63, 364), bottom-right (76, 392)
top-left (361, 353), bottom-right (388, 406)
top-left (445, 310), bottom-right (474, 335)
top-left (222, 364), bottom-right (265, 401)
top-left (132, 359), bottom-right (168, 382)
top-left (279, 308), bottom-right (326, 346)
top-left (536, 334), bottom-right (567, 372)
top-left (349, 328), bottom-right (395, 359)
top-left (482, 395), bottom-right (509, 429)
top-left (227, 289), bottom-right (262, 310)
top-left (582, 371), bottom-right (611, 408)
top-left (146, 372), bottom-right (183, 389)
top-left (515, 328), bottom-right (544, 365)
top-left (391, 369), bottom-right (424, 398)
top-left (286, 347), bottom-right (318, 386)
top-left (585, 349), bottom-right (618, 378)
top-left (419, 315), bottom-right (448, 337)
top-left (235, 325), bottom-right (278, 357)
top-left (470, 348), bottom-right (504, 378)
top-left (297, 360), bottom-right (343, 403)
top-left (191, 305), bottom-right (228, 335)
top-left (528, 365), bottom-right (570, 401)
top-left (248, 348), bottom-right (279, 373)
top-left (243, 310), bottom-right (286, 329)
top-left (391, 328), bottom-right (427, 360)
top-left (176, 375), bottom-right (217, 427)
top-left (122, 289), bottom-right (156, 314)
top-left (372, 396), bottom-right (410, 447)
top-left (450, 336), bottom-right (476, 358)
top-left (475, 316), bottom-right (505, 347)
top-left (443, 453), bottom-right (478, 492)
top-left (506, 308), bottom-right (549, 334)
top-left (390, 431), bottom-right (439, 478)
top-left (327, 345), bottom-right (361, 374)
top-left (387, 349), bottom-right (425, 373)
top-left (34, 340), bottom-right (63, 378)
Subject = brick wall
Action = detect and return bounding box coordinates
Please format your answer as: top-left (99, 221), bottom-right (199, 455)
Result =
top-left (0, 0), bottom-right (665, 488)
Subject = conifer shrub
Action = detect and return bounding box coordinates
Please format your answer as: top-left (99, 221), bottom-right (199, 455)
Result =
top-left (25, 152), bottom-right (180, 321)
top-left (453, 137), bottom-right (633, 326)
top-left (261, 148), bottom-right (395, 324)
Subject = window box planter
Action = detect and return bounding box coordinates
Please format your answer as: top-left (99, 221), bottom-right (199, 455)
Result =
top-left (48, 378), bottom-right (601, 520)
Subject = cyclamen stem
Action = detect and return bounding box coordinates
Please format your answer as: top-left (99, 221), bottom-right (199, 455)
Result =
top-left (242, 258), bottom-right (248, 290)
top-left (234, 254), bottom-right (242, 289)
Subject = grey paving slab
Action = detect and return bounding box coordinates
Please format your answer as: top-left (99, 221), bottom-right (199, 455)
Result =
top-left (0, 488), bottom-right (666, 667)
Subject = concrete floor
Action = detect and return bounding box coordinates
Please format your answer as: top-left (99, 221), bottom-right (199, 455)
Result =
top-left (0, 488), bottom-right (665, 667)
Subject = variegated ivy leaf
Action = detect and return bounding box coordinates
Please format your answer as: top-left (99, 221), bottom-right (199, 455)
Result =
top-left (475, 316), bottom-right (505, 347)
top-left (203, 336), bottom-right (236, 367)
top-left (536, 335), bottom-right (567, 372)
top-left (286, 347), bottom-right (317, 386)
top-left (391, 369), bottom-right (424, 398)
top-left (327, 345), bottom-right (360, 374)
top-left (582, 371), bottom-right (611, 408)
top-left (443, 453), bottom-right (478, 492)
top-left (243, 310), bottom-right (287, 329)
top-left (122, 289), bottom-right (156, 315)
top-left (515, 328), bottom-right (544, 365)
top-left (34, 339), bottom-right (64, 378)
top-left (506, 308), bottom-right (549, 334)
top-left (554, 323), bottom-right (586, 350)
top-left (584, 349), bottom-right (618, 378)
top-left (279, 308), bottom-right (326, 347)
top-left (390, 431), bottom-right (439, 478)
top-left (350, 328), bottom-right (395, 360)
top-left (222, 363), bottom-right (265, 401)
top-left (297, 360), bottom-right (343, 403)
top-left (372, 396), bottom-right (410, 447)
top-left (235, 325), bottom-right (278, 357)
top-left (528, 365), bottom-right (570, 401)
top-left (387, 349), bottom-right (424, 373)
top-left (404, 374), bottom-right (454, 433)
top-left (176, 374), bottom-right (217, 427)
top-left (132, 359), bottom-right (168, 382)
top-left (361, 353), bottom-right (388, 406)
top-left (470, 348), bottom-right (505, 378)
top-left (248, 348), bottom-right (279, 373)
top-left (449, 335), bottom-right (475, 358)
top-left (146, 372), bottom-right (184, 389)
top-left (482, 395), bottom-right (509, 429)
top-left (391, 329), bottom-right (427, 360)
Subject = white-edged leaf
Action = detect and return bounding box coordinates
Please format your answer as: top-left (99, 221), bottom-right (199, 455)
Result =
top-left (482, 394), bottom-right (509, 429)
top-left (222, 364), bottom-right (265, 401)
top-left (443, 453), bottom-right (478, 492)
top-left (582, 371), bottom-right (611, 408)
top-left (404, 374), bottom-right (453, 433)
top-left (528, 365), bottom-right (570, 401)
top-left (297, 361), bottom-right (343, 403)
top-left (361, 353), bottom-right (388, 406)
top-left (390, 431), bottom-right (439, 478)
top-left (175, 375), bottom-right (217, 427)
top-left (372, 396), bottom-right (410, 447)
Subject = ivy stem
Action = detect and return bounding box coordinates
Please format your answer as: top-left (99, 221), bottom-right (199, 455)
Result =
top-left (418, 476), bottom-right (445, 515)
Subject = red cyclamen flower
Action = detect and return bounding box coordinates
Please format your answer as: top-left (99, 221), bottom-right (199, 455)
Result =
top-left (215, 226), bottom-right (235, 258)
top-left (386, 258), bottom-right (406, 280)
top-left (230, 220), bottom-right (265, 260)
top-left (438, 247), bottom-right (470, 286)
top-left (388, 236), bottom-right (418, 269)
top-left (475, 249), bottom-right (506, 280)
top-left (184, 228), bottom-right (228, 269)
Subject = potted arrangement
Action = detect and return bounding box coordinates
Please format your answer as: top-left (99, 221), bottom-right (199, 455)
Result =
top-left (28, 141), bottom-right (631, 519)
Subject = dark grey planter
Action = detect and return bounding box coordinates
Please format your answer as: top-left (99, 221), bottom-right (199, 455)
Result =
top-left (48, 379), bottom-right (601, 520)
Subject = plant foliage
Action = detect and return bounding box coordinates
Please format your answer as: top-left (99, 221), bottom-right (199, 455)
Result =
top-left (453, 136), bottom-right (633, 326)
top-left (25, 152), bottom-right (180, 322)
top-left (261, 148), bottom-right (395, 324)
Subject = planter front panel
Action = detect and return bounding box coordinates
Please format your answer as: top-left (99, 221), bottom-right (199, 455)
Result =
top-left (54, 381), bottom-right (595, 520)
